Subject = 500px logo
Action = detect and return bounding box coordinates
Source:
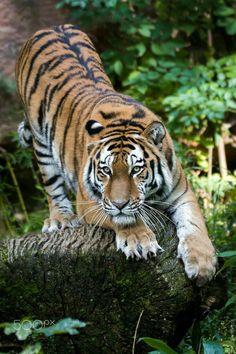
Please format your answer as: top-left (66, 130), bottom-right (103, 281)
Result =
top-left (13, 319), bottom-right (55, 331)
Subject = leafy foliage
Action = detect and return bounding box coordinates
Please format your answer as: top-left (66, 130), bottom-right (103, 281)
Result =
top-left (0, 144), bottom-right (47, 238)
top-left (0, 318), bottom-right (86, 354)
top-left (0, 0), bottom-right (236, 352)
top-left (163, 55), bottom-right (236, 141)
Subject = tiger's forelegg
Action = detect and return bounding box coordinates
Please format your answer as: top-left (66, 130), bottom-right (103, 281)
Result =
top-left (78, 200), bottom-right (163, 259)
top-left (37, 152), bottom-right (79, 233)
top-left (168, 182), bottom-right (217, 286)
top-left (115, 221), bottom-right (164, 259)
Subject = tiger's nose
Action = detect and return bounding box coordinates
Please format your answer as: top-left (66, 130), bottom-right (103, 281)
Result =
top-left (112, 200), bottom-right (129, 210)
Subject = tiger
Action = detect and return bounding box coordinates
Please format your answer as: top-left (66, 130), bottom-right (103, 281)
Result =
top-left (16, 24), bottom-right (216, 286)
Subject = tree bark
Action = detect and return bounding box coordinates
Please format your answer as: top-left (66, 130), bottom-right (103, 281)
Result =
top-left (0, 224), bottom-right (226, 354)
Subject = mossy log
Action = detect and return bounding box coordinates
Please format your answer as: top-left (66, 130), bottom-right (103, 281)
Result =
top-left (0, 224), bottom-right (226, 354)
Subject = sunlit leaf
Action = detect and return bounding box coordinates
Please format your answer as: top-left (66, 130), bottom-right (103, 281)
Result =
top-left (139, 337), bottom-right (177, 354)
top-left (216, 256), bottom-right (236, 275)
top-left (39, 318), bottom-right (86, 337)
top-left (214, 6), bottom-right (235, 16)
top-left (113, 60), bottom-right (123, 75)
top-left (135, 43), bottom-right (146, 57)
top-left (225, 294), bottom-right (236, 308)
top-left (138, 27), bottom-right (151, 37)
top-left (21, 342), bottom-right (42, 354)
top-left (225, 19), bottom-right (236, 35)
top-left (217, 251), bottom-right (236, 257)
top-left (202, 340), bottom-right (224, 354)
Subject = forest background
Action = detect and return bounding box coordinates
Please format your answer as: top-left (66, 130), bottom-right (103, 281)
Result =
top-left (0, 0), bottom-right (235, 353)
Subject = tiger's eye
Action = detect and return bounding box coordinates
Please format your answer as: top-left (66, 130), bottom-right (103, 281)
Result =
top-left (131, 166), bottom-right (142, 174)
top-left (102, 166), bottom-right (111, 175)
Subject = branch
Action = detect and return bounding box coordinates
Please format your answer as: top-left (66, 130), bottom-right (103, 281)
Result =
top-left (0, 224), bottom-right (226, 353)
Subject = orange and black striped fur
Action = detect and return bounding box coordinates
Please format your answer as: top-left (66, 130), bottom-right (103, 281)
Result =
top-left (16, 25), bottom-right (216, 285)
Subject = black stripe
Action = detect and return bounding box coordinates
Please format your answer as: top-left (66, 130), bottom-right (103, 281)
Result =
top-left (53, 65), bottom-right (79, 79)
top-left (52, 194), bottom-right (67, 201)
top-left (32, 31), bottom-right (55, 45)
top-left (28, 54), bottom-right (68, 102)
top-left (57, 72), bottom-right (84, 91)
top-left (48, 54), bottom-right (76, 72)
top-left (34, 138), bottom-right (48, 149)
top-left (37, 160), bottom-right (51, 166)
top-left (47, 83), bottom-right (60, 112)
top-left (100, 111), bottom-right (119, 119)
top-left (23, 38), bottom-right (65, 103)
top-left (103, 130), bottom-right (140, 138)
top-left (107, 143), bottom-right (119, 151)
top-left (35, 150), bottom-right (52, 158)
top-left (132, 108), bottom-right (145, 119)
top-left (73, 41), bottom-right (96, 52)
top-left (106, 136), bottom-right (129, 143)
top-left (44, 175), bottom-right (60, 187)
top-left (162, 173), bottom-right (182, 203)
top-left (173, 178), bottom-right (189, 205)
top-left (38, 100), bottom-right (44, 131)
top-left (106, 121), bottom-right (145, 130)
top-left (50, 82), bottom-right (81, 141)
top-left (167, 178), bottom-right (189, 214)
top-left (61, 84), bottom-right (96, 166)
top-left (189, 220), bottom-right (201, 231)
top-left (165, 147), bottom-right (173, 171)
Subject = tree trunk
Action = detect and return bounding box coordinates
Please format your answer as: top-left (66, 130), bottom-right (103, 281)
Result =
top-left (0, 224), bottom-right (226, 354)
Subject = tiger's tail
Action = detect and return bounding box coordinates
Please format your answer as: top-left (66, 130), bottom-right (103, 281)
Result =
top-left (18, 119), bottom-right (32, 148)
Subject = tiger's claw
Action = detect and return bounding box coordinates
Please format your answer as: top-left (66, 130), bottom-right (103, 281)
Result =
top-left (116, 227), bottom-right (163, 260)
top-left (42, 214), bottom-right (80, 233)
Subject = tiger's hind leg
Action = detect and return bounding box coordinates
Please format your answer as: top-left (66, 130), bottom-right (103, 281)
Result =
top-left (33, 138), bottom-right (80, 233)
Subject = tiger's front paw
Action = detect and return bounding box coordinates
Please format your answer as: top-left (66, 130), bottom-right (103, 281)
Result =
top-left (178, 236), bottom-right (217, 286)
top-left (116, 226), bottom-right (163, 260)
top-left (42, 213), bottom-right (80, 233)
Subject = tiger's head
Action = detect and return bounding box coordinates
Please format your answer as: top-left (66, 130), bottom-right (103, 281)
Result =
top-left (83, 103), bottom-right (175, 226)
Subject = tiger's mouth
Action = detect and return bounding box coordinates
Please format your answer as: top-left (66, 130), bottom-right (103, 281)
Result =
top-left (102, 198), bottom-right (141, 226)
top-left (111, 214), bottom-right (137, 226)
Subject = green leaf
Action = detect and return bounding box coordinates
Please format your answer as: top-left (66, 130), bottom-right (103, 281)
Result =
top-left (137, 83), bottom-right (148, 94)
top-left (138, 24), bottom-right (154, 37)
top-left (139, 337), bottom-right (178, 354)
top-left (225, 19), bottom-right (236, 35)
top-left (138, 27), bottom-right (151, 37)
top-left (135, 43), bottom-right (146, 57)
top-left (179, 23), bottom-right (196, 34)
top-left (225, 294), bottom-right (236, 308)
top-left (113, 60), bottom-right (123, 75)
top-left (106, 0), bottom-right (117, 8)
top-left (214, 6), bottom-right (235, 17)
top-left (145, 58), bottom-right (157, 68)
top-left (158, 60), bottom-right (175, 68)
top-left (3, 320), bottom-right (33, 340)
top-left (216, 256), bottom-right (236, 275)
top-left (202, 340), bottom-right (224, 354)
top-left (39, 318), bottom-right (86, 337)
top-left (21, 342), bottom-right (42, 354)
top-left (151, 42), bottom-right (176, 56)
top-left (217, 250), bottom-right (236, 257)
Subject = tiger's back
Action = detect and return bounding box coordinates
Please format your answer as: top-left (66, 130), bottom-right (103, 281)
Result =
top-left (16, 24), bottom-right (114, 182)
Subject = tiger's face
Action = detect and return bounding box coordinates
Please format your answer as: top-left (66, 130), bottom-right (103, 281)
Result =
top-left (84, 120), bottom-right (173, 226)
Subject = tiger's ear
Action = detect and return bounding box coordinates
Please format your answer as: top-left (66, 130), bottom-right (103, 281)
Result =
top-left (86, 120), bottom-right (104, 136)
top-left (143, 121), bottom-right (166, 148)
